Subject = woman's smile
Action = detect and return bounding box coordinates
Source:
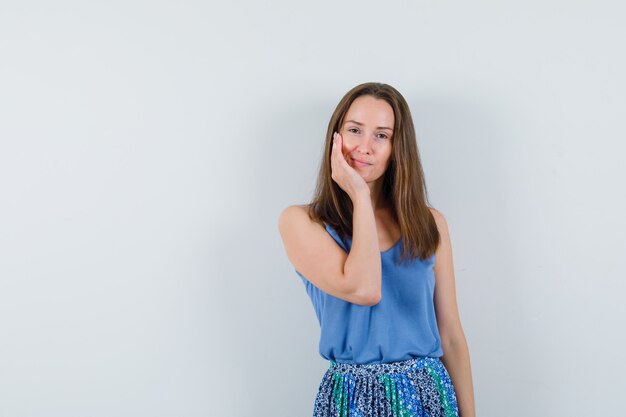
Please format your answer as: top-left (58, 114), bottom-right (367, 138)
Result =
top-left (351, 157), bottom-right (371, 168)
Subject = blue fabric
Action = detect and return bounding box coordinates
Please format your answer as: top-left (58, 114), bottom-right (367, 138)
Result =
top-left (296, 222), bottom-right (443, 365)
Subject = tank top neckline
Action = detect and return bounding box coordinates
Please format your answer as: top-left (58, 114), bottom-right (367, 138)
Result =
top-left (324, 222), bottom-right (402, 255)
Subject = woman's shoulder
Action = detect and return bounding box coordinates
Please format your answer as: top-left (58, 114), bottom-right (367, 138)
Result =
top-left (427, 206), bottom-right (440, 215)
top-left (427, 206), bottom-right (450, 236)
top-left (278, 204), bottom-right (318, 233)
top-left (279, 204), bottom-right (310, 220)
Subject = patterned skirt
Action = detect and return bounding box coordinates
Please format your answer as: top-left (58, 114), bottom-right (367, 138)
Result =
top-left (312, 356), bottom-right (459, 417)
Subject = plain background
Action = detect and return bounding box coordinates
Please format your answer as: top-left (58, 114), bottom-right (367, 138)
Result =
top-left (1, 1), bottom-right (625, 416)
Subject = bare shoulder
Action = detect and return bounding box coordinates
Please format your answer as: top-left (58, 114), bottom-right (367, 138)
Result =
top-left (277, 204), bottom-right (376, 306)
top-left (278, 203), bottom-right (328, 256)
top-left (279, 203), bottom-right (309, 220)
top-left (278, 204), bottom-right (312, 235)
top-left (428, 207), bottom-right (449, 235)
top-left (428, 206), bottom-right (443, 223)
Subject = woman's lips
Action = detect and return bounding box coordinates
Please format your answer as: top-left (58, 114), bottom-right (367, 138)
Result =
top-left (351, 157), bottom-right (371, 167)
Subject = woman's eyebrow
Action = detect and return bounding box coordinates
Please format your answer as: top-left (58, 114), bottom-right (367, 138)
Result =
top-left (345, 119), bottom-right (393, 131)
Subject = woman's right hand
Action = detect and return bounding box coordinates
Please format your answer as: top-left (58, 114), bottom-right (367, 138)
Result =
top-left (330, 131), bottom-right (369, 199)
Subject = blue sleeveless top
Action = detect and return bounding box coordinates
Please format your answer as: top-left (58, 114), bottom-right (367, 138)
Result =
top-left (296, 222), bottom-right (443, 365)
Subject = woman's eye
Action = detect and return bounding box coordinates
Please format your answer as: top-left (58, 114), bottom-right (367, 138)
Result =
top-left (348, 128), bottom-right (359, 133)
top-left (377, 134), bottom-right (388, 139)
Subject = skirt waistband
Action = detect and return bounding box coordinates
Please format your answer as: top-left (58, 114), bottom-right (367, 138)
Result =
top-left (328, 356), bottom-right (443, 378)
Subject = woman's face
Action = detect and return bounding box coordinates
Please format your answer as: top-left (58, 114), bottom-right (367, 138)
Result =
top-left (339, 95), bottom-right (395, 184)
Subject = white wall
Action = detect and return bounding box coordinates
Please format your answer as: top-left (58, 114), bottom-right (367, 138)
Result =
top-left (1, 1), bottom-right (624, 416)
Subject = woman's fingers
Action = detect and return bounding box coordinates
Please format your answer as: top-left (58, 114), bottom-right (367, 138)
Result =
top-left (330, 130), bottom-right (369, 198)
top-left (334, 132), bottom-right (347, 166)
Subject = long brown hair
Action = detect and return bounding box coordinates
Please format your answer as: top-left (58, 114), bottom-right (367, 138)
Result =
top-left (305, 82), bottom-right (440, 262)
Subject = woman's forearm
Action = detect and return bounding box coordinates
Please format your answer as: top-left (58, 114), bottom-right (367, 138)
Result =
top-left (343, 190), bottom-right (382, 305)
top-left (440, 335), bottom-right (476, 417)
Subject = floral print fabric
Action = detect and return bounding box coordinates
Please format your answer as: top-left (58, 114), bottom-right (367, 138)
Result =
top-left (312, 356), bottom-right (459, 417)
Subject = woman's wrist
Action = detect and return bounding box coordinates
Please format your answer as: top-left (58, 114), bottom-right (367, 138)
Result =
top-left (349, 187), bottom-right (371, 203)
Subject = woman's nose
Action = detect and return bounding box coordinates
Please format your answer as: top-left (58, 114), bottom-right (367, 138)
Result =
top-left (349, 136), bottom-right (373, 154)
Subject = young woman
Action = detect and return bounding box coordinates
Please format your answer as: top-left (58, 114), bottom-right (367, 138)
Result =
top-left (278, 82), bottom-right (476, 417)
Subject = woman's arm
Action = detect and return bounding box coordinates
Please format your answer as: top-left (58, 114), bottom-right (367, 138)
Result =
top-left (430, 208), bottom-right (476, 417)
